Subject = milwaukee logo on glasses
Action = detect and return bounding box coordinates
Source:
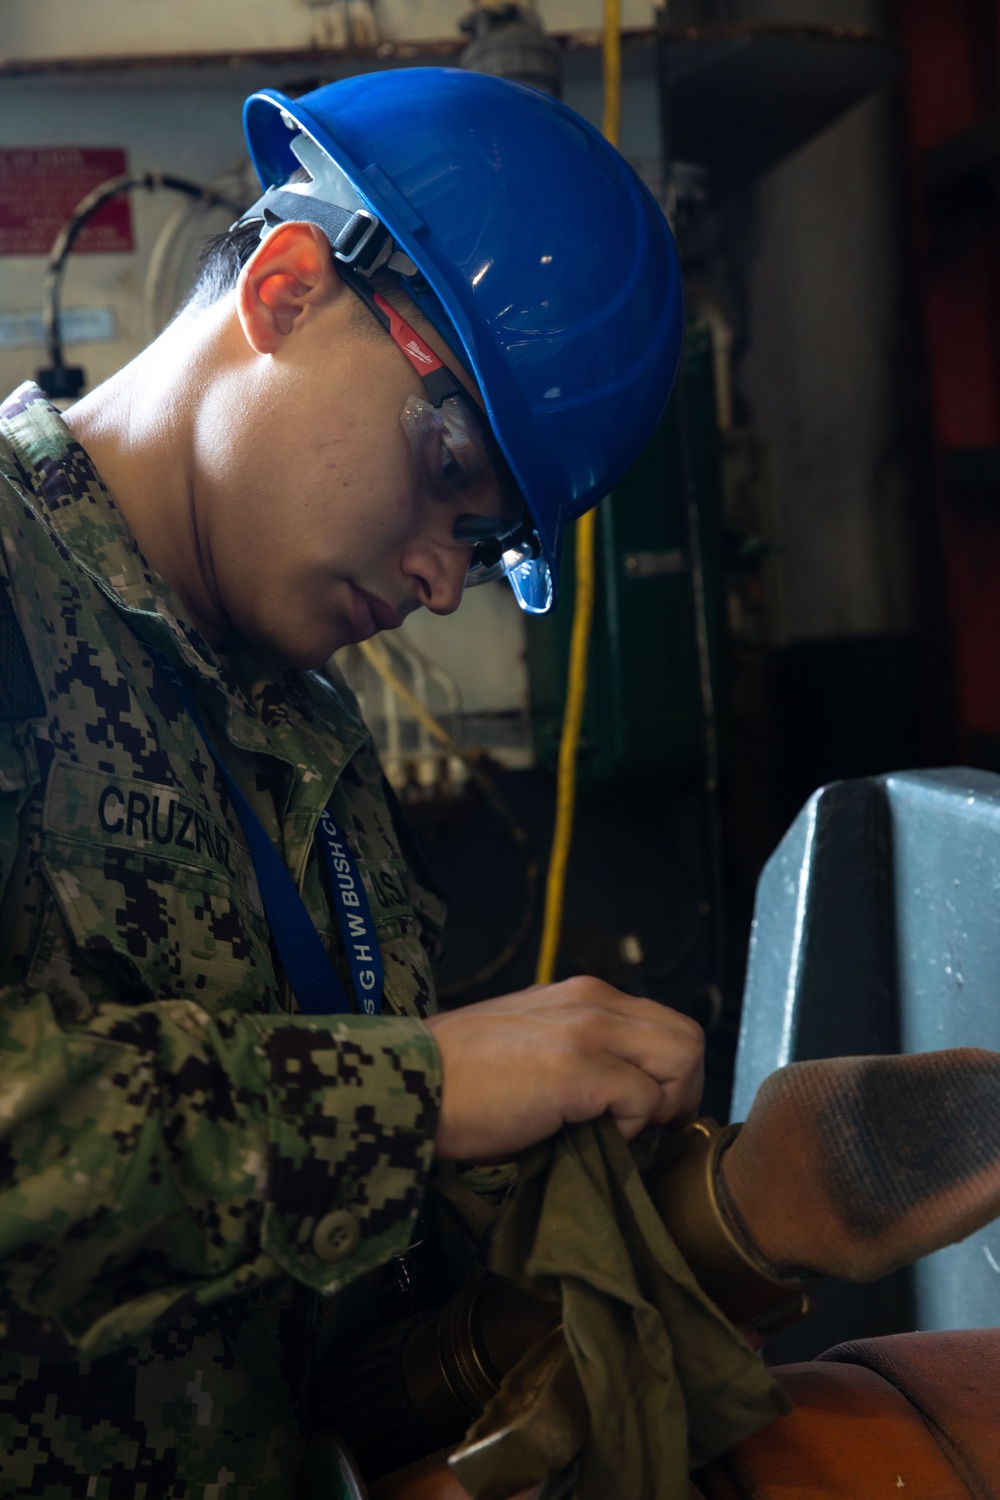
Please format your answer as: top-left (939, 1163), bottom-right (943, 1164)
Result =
top-left (405, 339), bottom-right (435, 366)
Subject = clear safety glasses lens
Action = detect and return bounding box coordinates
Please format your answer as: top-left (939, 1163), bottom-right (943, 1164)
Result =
top-left (464, 532), bottom-right (552, 615)
top-left (379, 289), bottom-right (549, 607)
top-left (506, 554), bottom-right (554, 614)
top-left (463, 532), bottom-right (533, 585)
top-left (399, 393), bottom-right (521, 547)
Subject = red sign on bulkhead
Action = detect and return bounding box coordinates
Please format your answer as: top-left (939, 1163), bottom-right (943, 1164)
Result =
top-left (0, 147), bottom-right (133, 256)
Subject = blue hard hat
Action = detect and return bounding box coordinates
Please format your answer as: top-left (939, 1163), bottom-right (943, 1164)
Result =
top-left (243, 68), bottom-right (683, 614)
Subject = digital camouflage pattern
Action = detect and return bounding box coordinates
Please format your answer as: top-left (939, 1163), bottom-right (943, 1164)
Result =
top-left (0, 383), bottom-right (446, 1497)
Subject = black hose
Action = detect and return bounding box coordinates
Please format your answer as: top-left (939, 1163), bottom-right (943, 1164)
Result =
top-left (43, 171), bottom-right (243, 376)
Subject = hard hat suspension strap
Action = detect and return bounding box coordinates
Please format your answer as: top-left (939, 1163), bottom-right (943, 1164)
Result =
top-left (238, 187), bottom-right (394, 278)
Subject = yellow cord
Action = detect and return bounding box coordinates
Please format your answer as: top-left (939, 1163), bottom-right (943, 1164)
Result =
top-left (602, 0), bottom-right (622, 148)
top-left (534, 0), bottom-right (621, 986)
top-left (534, 508), bottom-right (598, 983)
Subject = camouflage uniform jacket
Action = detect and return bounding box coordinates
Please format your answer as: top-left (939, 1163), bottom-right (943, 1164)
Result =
top-left (0, 383), bottom-right (446, 1498)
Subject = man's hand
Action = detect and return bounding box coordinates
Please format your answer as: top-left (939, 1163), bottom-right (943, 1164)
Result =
top-left (423, 977), bottom-right (704, 1161)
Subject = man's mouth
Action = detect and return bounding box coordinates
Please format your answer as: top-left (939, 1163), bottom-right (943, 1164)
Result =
top-left (350, 586), bottom-right (401, 640)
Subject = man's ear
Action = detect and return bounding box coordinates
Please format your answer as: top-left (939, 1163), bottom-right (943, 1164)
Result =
top-left (235, 220), bottom-right (343, 353)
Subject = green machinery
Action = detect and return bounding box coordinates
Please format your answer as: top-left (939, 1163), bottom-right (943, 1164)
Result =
top-left (526, 319), bottom-right (726, 789)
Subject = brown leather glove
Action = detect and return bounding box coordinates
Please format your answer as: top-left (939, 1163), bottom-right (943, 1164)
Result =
top-left (718, 1048), bottom-right (1000, 1281)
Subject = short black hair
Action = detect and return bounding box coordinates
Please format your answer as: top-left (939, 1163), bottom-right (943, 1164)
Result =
top-left (184, 218), bottom-right (263, 312)
top-left (183, 167), bottom-right (309, 313)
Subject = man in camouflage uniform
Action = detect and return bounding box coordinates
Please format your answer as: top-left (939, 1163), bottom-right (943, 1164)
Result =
top-left (0, 72), bottom-right (701, 1500)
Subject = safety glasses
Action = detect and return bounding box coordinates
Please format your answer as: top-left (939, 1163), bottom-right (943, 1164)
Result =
top-left (345, 275), bottom-right (541, 587)
top-left (238, 174), bottom-right (553, 609)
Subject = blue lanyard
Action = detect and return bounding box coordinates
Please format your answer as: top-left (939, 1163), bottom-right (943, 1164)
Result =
top-left (159, 655), bottom-right (383, 1017)
top-left (316, 807), bottom-right (383, 1015)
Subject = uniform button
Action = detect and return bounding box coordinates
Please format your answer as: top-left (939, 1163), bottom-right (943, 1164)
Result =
top-left (313, 1209), bottom-right (361, 1263)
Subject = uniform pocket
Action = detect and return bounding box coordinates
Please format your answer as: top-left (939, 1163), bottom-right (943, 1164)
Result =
top-left (36, 761), bottom-right (278, 1014)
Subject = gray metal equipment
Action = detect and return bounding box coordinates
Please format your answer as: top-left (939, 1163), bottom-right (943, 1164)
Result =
top-left (733, 768), bottom-right (1000, 1337)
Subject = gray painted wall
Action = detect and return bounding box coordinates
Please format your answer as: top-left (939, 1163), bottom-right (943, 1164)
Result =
top-left (740, 87), bottom-right (916, 641)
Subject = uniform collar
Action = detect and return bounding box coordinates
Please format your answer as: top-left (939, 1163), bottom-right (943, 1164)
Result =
top-left (0, 382), bottom-right (226, 682)
top-left (0, 382), bottom-right (366, 768)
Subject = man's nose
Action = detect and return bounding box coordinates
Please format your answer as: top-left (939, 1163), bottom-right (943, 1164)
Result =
top-left (402, 540), bottom-right (469, 616)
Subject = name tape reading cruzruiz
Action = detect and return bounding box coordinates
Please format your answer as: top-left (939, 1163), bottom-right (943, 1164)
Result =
top-left (98, 784), bottom-right (235, 875)
top-left (318, 808), bottom-right (383, 1015)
